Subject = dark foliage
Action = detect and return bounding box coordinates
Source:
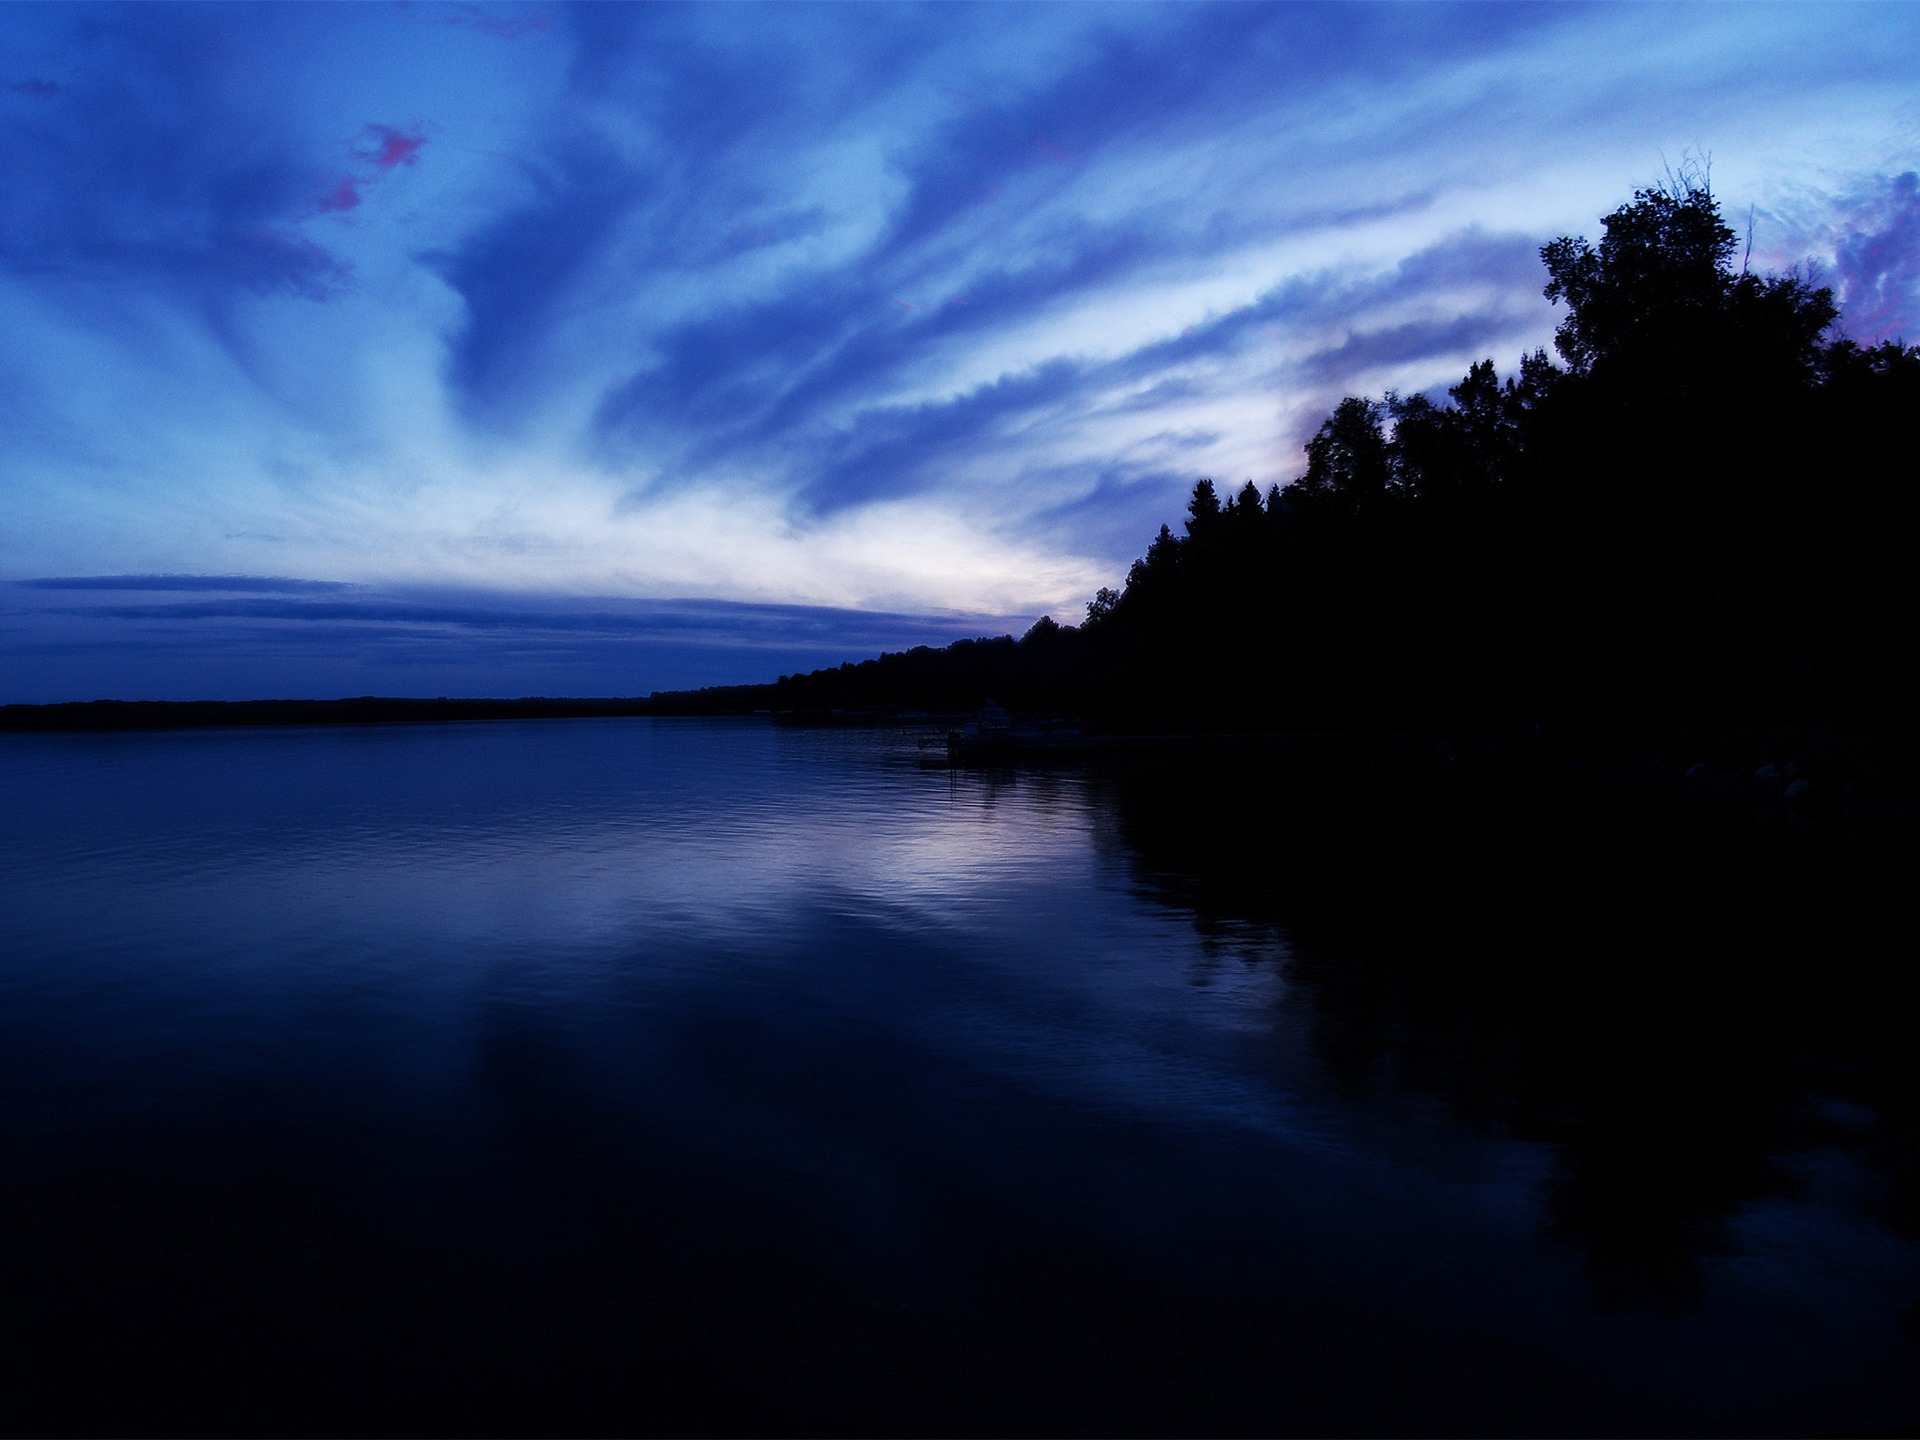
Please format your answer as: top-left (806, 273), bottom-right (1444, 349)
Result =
top-left (657, 178), bottom-right (1919, 744)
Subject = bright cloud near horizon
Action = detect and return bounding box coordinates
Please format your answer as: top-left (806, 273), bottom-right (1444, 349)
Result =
top-left (2, 2), bottom-right (1916, 701)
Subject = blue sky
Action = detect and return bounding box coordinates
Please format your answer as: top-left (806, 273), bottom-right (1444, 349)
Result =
top-left (3, 2), bottom-right (1915, 702)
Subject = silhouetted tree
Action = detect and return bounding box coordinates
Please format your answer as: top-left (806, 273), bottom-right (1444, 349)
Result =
top-left (1541, 174), bottom-right (1739, 375)
top-left (1298, 396), bottom-right (1392, 515)
top-left (1184, 478), bottom-right (1222, 536)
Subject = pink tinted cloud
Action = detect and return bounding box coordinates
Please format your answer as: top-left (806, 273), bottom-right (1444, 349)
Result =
top-left (316, 176), bottom-right (362, 213)
top-left (363, 125), bottom-right (427, 170)
top-left (311, 125), bottom-right (427, 217)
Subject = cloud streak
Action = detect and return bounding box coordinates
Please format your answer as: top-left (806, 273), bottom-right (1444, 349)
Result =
top-left (17, 575), bottom-right (356, 594)
top-left (1832, 171), bottom-right (1920, 345)
top-left (0, 579), bottom-right (1031, 702)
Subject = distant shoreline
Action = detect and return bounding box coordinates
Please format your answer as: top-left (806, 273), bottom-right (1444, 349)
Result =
top-left (0, 696), bottom-right (676, 733)
top-left (9, 694), bottom-right (1920, 842)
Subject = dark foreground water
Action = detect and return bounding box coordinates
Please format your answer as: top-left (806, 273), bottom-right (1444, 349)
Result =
top-left (3, 717), bottom-right (1917, 1435)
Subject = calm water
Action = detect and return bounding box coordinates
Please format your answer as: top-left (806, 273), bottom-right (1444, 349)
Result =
top-left (3, 717), bottom-right (1916, 1435)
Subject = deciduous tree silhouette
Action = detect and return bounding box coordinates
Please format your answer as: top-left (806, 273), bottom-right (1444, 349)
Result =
top-left (1541, 175), bottom-right (1739, 376)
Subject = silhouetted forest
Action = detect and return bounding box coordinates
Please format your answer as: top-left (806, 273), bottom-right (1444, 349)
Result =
top-left (661, 178), bottom-right (1920, 768)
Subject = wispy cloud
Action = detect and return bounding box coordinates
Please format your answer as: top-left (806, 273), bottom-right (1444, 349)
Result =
top-left (424, 7), bottom-right (555, 44)
top-left (0, 579), bottom-right (1029, 701)
top-left (0, 9), bottom-right (350, 300)
top-left (1831, 170), bottom-right (1920, 345)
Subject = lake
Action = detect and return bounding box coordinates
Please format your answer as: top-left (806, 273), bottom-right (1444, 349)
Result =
top-left (3, 717), bottom-right (1916, 1435)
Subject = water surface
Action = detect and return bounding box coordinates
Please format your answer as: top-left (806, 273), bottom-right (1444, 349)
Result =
top-left (3, 718), bottom-right (1915, 1434)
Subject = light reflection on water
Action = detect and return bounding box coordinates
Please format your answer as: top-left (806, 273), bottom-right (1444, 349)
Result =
top-left (2, 717), bottom-right (1916, 1434)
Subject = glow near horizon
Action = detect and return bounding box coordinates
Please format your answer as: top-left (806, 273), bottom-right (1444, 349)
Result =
top-left (0, 2), bottom-right (1916, 699)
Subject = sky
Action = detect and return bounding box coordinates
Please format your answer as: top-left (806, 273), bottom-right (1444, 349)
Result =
top-left (2, 1), bottom-right (1916, 703)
